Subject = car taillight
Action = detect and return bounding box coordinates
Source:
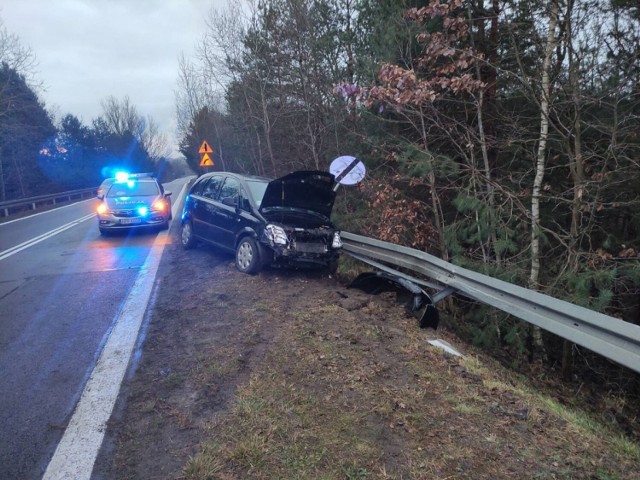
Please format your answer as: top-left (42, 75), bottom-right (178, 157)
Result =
top-left (97, 203), bottom-right (109, 215)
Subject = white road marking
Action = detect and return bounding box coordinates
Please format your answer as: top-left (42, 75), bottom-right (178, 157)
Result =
top-left (0, 213), bottom-right (96, 261)
top-left (42, 182), bottom-right (188, 480)
top-left (0, 198), bottom-right (96, 226)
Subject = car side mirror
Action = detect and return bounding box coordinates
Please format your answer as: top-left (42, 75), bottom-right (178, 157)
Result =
top-left (165, 191), bottom-right (172, 197)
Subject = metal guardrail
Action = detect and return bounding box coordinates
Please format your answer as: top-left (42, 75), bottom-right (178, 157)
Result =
top-left (0, 188), bottom-right (97, 217)
top-left (341, 231), bottom-right (640, 375)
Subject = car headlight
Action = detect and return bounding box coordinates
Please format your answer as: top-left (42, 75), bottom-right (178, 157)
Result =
top-left (332, 231), bottom-right (343, 249)
top-left (151, 199), bottom-right (167, 212)
top-left (96, 203), bottom-right (110, 215)
top-left (265, 224), bottom-right (288, 246)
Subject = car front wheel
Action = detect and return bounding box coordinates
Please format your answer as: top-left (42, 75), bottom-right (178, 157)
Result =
top-left (236, 237), bottom-right (261, 274)
top-left (181, 220), bottom-right (197, 249)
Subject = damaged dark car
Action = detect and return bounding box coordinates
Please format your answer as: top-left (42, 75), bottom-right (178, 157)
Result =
top-left (180, 170), bottom-right (343, 274)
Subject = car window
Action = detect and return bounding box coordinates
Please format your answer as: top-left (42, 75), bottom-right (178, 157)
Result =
top-left (219, 177), bottom-right (240, 204)
top-left (202, 176), bottom-right (223, 200)
top-left (238, 186), bottom-right (251, 211)
top-left (245, 180), bottom-right (269, 207)
top-left (107, 180), bottom-right (159, 197)
top-left (189, 177), bottom-right (207, 196)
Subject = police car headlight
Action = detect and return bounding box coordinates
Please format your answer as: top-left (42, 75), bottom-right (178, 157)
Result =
top-left (151, 199), bottom-right (167, 212)
top-left (97, 203), bottom-right (110, 215)
top-left (265, 224), bottom-right (288, 245)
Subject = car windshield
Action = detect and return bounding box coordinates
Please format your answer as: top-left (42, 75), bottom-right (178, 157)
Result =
top-left (106, 181), bottom-right (159, 198)
top-left (245, 180), bottom-right (269, 206)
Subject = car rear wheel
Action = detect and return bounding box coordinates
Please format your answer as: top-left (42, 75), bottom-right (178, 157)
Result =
top-left (181, 220), bottom-right (197, 249)
top-left (236, 237), bottom-right (261, 274)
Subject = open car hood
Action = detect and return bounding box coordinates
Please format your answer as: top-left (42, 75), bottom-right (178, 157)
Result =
top-left (259, 171), bottom-right (336, 219)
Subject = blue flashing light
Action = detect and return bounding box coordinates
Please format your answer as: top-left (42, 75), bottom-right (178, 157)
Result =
top-left (137, 206), bottom-right (149, 216)
top-left (115, 171), bottom-right (130, 182)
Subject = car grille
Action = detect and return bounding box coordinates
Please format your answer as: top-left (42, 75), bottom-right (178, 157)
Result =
top-left (294, 241), bottom-right (327, 254)
top-left (112, 209), bottom-right (138, 218)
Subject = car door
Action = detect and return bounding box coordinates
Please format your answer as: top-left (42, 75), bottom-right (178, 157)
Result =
top-left (214, 176), bottom-right (244, 249)
top-left (184, 177), bottom-right (206, 234)
top-left (186, 177), bottom-right (208, 236)
top-left (192, 175), bottom-right (223, 240)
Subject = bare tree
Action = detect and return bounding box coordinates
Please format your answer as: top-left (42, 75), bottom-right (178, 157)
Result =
top-left (139, 116), bottom-right (170, 161)
top-left (100, 95), bottom-right (168, 161)
top-left (0, 18), bottom-right (39, 86)
top-left (100, 95), bottom-right (143, 137)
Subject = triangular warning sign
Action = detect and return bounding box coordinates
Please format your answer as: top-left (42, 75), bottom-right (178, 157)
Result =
top-left (198, 140), bottom-right (213, 154)
top-left (199, 153), bottom-right (214, 167)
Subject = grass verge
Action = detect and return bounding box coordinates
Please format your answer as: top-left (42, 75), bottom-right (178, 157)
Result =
top-left (181, 296), bottom-right (640, 479)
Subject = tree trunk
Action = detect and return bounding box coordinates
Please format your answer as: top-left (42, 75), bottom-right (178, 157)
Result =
top-left (260, 88), bottom-right (278, 177)
top-left (468, 1), bottom-right (500, 265)
top-left (529, 0), bottom-right (560, 360)
top-left (0, 149), bottom-right (5, 201)
top-left (420, 106), bottom-right (449, 263)
top-left (563, 0), bottom-right (581, 380)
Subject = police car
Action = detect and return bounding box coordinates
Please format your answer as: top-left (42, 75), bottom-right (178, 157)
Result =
top-left (96, 172), bottom-right (172, 234)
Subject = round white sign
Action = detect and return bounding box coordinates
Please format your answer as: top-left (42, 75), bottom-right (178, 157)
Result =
top-left (330, 156), bottom-right (366, 185)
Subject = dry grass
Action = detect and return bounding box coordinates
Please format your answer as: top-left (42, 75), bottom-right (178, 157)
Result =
top-left (97, 238), bottom-right (640, 480)
top-left (181, 294), bottom-right (640, 479)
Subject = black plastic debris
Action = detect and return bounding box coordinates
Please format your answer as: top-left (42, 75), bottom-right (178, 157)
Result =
top-left (348, 271), bottom-right (439, 329)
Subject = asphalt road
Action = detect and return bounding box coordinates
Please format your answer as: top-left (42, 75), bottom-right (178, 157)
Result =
top-left (0, 178), bottom-right (188, 479)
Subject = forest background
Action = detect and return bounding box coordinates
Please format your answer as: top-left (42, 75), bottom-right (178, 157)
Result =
top-left (1, 0), bottom-right (639, 395)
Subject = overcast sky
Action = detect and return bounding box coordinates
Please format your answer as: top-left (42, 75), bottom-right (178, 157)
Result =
top-left (1, 0), bottom-right (228, 158)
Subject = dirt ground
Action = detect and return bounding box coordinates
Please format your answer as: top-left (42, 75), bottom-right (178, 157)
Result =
top-left (92, 223), bottom-right (640, 480)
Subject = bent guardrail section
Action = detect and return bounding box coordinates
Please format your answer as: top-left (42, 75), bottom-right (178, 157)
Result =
top-left (341, 231), bottom-right (640, 375)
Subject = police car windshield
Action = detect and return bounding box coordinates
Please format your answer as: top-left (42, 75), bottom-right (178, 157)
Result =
top-left (106, 180), bottom-right (160, 197)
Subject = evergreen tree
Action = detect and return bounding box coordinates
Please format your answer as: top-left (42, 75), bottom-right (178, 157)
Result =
top-left (0, 62), bottom-right (55, 200)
